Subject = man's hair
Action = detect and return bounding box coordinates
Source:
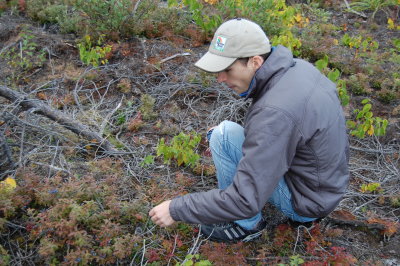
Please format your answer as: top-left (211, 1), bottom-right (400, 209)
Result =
top-left (237, 52), bottom-right (271, 65)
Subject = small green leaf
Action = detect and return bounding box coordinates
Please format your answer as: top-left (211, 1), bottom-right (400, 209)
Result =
top-left (361, 98), bottom-right (370, 104)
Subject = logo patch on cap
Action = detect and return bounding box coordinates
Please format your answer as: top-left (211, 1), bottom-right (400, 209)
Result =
top-left (215, 36), bottom-right (227, 51)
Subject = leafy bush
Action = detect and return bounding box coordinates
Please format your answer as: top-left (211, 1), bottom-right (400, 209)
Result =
top-left (77, 35), bottom-right (112, 67)
top-left (1, 32), bottom-right (46, 74)
top-left (157, 132), bottom-right (201, 168)
top-left (26, 0), bottom-right (162, 39)
top-left (346, 98), bottom-right (388, 138)
top-left (315, 55), bottom-right (349, 106)
top-left (168, 0), bottom-right (222, 36)
top-left (168, 0), bottom-right (304, 54)
top-left (360, 182), bottom-right (382, 193)
top-left (341, 33), bottom-right (379, 55)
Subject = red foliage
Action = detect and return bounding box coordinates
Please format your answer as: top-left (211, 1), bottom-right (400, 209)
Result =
top-left (146, 249), bottom-right (161, 263)
top-left (18, 0), bottom-right (26, 12)
top-left (200, 242), bottom-right (250, 265)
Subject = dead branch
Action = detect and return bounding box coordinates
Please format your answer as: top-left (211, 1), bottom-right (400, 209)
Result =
top-left (159, 52), bottom-right (191, 64)
top-left (343, 0), bottom-right (368, 18)
top-left (0, 131), bottom-right (17, 179)
top-left (0, 85), bottom-right (117, 153)
top-left (325, 215), bottom-right (386, 232)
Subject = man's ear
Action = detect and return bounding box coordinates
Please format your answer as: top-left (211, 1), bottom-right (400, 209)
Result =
top-left (249, 56), bottom-right (264, 70)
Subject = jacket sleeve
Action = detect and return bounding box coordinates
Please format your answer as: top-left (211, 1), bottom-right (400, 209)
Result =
top-left (170, 107), bottom-right (300, 224)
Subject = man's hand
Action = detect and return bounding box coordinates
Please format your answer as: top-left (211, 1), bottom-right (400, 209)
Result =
top-left (149, 200), bottom-right (176, 227)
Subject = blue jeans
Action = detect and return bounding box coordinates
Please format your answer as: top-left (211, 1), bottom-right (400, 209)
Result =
top-left (208, 120), bottom-right (315, 230)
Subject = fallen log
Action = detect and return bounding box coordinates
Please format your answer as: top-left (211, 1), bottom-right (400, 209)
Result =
top-left (0, 85), bottom-right (117, 153)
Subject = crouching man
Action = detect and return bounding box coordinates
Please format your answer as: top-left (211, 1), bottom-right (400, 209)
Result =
top-left (149, 18), bottom-right (349, 242)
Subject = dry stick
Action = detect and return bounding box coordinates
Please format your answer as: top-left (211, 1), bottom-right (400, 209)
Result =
top-left (343, 0), bottom-right (367, 18)
top-left (325, 216), bottom-right (386, 231)
top-left (0, 86), bottom-right (117, 153)
top-left (32, 162), bottom-right (71, 175)
top-left (159, 53), bottom-right (191, 64)
top-left (0, 131), bottom-right (16, 171)
top-left (167, 235), bottom-right (178, 266)
top-left (140, 239), bottom-right (146, 266)
top-left (350, 145), bottom-right (393, 154)
top-left (99, 96), bottom-right (123, 136)
top-left (47, 140), bottom-right (61, 178)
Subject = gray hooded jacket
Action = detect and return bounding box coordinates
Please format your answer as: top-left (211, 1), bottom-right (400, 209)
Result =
top-left (170, 45), bottom-right (349, 223)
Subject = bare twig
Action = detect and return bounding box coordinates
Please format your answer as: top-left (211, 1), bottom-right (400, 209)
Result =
top-left (159, 53), bottom-right (191, 64)
top-left (0, 85), bottom-right (117, 153)
top-left (343, 0), bottom-right (368, 18)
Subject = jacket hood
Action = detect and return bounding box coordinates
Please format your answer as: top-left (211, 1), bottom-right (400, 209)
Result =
top-left (247, 45), bottom-right (295, 100)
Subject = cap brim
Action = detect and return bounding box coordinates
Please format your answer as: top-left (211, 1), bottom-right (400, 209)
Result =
top-left (194, 52), bottom-right (236, 73)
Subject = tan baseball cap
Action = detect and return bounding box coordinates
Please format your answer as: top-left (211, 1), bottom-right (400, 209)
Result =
top-left (195, 18), bottom-right (271, 73)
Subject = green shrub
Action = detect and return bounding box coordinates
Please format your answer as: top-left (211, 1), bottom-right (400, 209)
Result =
top-left (157, 132), bottom-right (201, 168)
top-left (377, 89), bottom-right (396, 103)
top-left (168, 0), bottom-right (222, 36)
top-left (169, 0), bottom-right (304, 54)
top-left (26, 0), bottom-right (162, 39)
top-left (315, 55), bottom-right (349, 106)
top-left (341, 33), bottom-right (379, 55)
top-left (77, 35), bottom-right (112, 67)
top-left (2, 32), bottom-right (46, 71)
top-left (346, 98), bottom-right (388, 138)
top-left (347, 74), bottom-right (370, 95)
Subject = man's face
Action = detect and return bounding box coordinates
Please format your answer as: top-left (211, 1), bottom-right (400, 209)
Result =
top-left (216, 59), bottom-right (257, 94)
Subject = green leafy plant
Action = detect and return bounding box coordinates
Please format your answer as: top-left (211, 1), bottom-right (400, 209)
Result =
top-left (77, 35), bottom-right (112, 67)
top-left (360, 182), bottom-right (382, 193)
top-left (341, 33), bottom-right (379, 55)
top-left (346, 98), bottom-right (388, 138)
top-left (278, 254), bottom-right (305, 266)
top-left (156, 132), bottom-right (201, 167)
top-left (315, 55), bottom-right (350, 106)
top-left (168, 0), bottom-right (222, 35)
top-left (140, 155), bottom-right (155, 167)
top-left (168, 0), bottom-right (304, 54)
top-left (177, 254), bottom-right (212, 266)
top-left (2, 32), bottom-right (46, 72)
top-left (220, 0), bottom-right (303, 55)
top-left (289, 255), bottom-right (305, 266)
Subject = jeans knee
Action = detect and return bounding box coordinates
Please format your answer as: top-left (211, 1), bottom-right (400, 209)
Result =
top-left (210, 120), bottom-right (243, 148)
top-left (209, 120), bottom-right (227, 147)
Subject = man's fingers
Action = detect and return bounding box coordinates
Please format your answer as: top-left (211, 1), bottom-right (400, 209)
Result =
top-left (149, 208), bottom-right (155, 217)
top-left (148, 200), bottom-right (175, 227)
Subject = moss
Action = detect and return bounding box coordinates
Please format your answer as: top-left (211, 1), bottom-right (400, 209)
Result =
top-left (139, 94), bottom-right (157, 121)
top-left (377, 89), bottom-right (396, 103)
top-left (347, 73), bottom-right (371, 95)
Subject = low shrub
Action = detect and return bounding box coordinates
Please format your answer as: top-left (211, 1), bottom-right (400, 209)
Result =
top-left (0, 165), bottom-right (146, 265)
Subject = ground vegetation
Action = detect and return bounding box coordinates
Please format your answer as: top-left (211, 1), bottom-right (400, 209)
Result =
top-left (0, 0), bottom-right (399, 265)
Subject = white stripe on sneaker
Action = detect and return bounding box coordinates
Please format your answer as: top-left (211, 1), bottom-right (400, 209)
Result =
top-left (224, 229), bottom-right (233, 240)
top-left (236, 226), bottom-right (245, 236)
top-left (230, 228), bottom-right (239, 238)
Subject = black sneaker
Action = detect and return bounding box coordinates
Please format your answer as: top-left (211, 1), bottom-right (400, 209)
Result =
top-left (200, 220), bottom-right (266, 242)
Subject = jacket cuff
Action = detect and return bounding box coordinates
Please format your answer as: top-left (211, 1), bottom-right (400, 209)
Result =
top-left (169, 197), bottom-right (182, 222)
